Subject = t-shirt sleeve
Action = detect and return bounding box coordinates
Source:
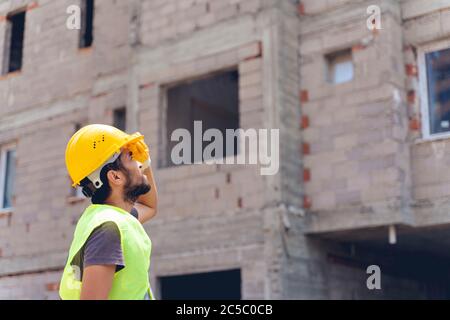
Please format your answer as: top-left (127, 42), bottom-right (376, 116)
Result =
top-left (83, 221), bottom-right (125, 271)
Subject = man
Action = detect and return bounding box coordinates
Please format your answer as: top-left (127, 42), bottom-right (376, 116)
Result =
top-left (59, 124), bottom-right (158, 300)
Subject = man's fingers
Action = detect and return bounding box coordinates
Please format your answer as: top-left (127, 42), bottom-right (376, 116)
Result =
top-left (125, 135), bottom-right (149, 163)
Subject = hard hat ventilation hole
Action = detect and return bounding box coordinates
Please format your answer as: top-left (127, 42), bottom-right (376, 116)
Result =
top-left (93, 141), bottom-right (96, 149)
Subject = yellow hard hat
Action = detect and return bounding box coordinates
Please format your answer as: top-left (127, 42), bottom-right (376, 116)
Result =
top-left (65, 124), bottom-right (144, 189)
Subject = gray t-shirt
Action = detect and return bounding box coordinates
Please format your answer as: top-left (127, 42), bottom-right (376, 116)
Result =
top-left (71, 207), bottom-right (140, 281)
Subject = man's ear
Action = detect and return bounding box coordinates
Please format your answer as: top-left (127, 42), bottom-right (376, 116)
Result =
top-left (106, 169), bottom-right (123, 186)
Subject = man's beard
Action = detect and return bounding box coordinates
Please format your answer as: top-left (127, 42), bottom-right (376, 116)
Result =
top-left (123, 170), bottom-right (151, 204)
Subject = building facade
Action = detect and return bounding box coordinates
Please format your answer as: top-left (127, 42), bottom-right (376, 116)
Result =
top-left (0, 0), bottom-right (450, 299)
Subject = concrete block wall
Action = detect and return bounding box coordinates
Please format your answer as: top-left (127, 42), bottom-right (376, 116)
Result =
top-left (0, 112), bottom-right (92, 298)
top-left (0, 270), bottom-right (62, 299)
top-left (0, 0), bottom-right (136, 298)
top-left (299, 0), bottom-right (414, 233)
top-left (276, 0), bottom-right (303, 209)
top-left (401, 1), bottom-right (450, 227)
top-left (135, 1), bottom-right (284, 300)
top-left (274, 0), bottom-right (449, 300)
top-left (0, 0), bottom-right (93, 117)
top-left (139, 0), bottom-right (279, 47)
top-left (0, 0), bottom-right (283, 300)
top-left (1, 0), bottom-right (449, 300)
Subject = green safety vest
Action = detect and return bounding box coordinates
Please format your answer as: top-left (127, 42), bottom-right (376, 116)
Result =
top-left (59, 204), bottom-right (154, 300)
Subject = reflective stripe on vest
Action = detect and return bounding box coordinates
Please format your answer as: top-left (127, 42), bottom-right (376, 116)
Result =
top-left (59, 204), bottom-right (154, 300)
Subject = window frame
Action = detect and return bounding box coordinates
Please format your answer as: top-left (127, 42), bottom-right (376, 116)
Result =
top-left (0, 143), bottom-right (17, 212)
top-left (2, 9), bottom-right (26, 75)
top-left (113, 107), bottom-right (127, 132)
top-left (79, 0), bottom-right (94, 49)
top-left (159, 68), bottom-right (240, 169)
top-left (418, 39), bottom-right (450, 141)
top-left (325, 48), bottom-right (354, 85)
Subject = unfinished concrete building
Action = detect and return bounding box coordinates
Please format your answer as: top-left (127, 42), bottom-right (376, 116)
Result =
top-left (0, 0), bottom-right (450, 299)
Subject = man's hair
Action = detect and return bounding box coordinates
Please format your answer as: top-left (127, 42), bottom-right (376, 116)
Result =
top-left (80, 154), bottom-right (126, 204)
